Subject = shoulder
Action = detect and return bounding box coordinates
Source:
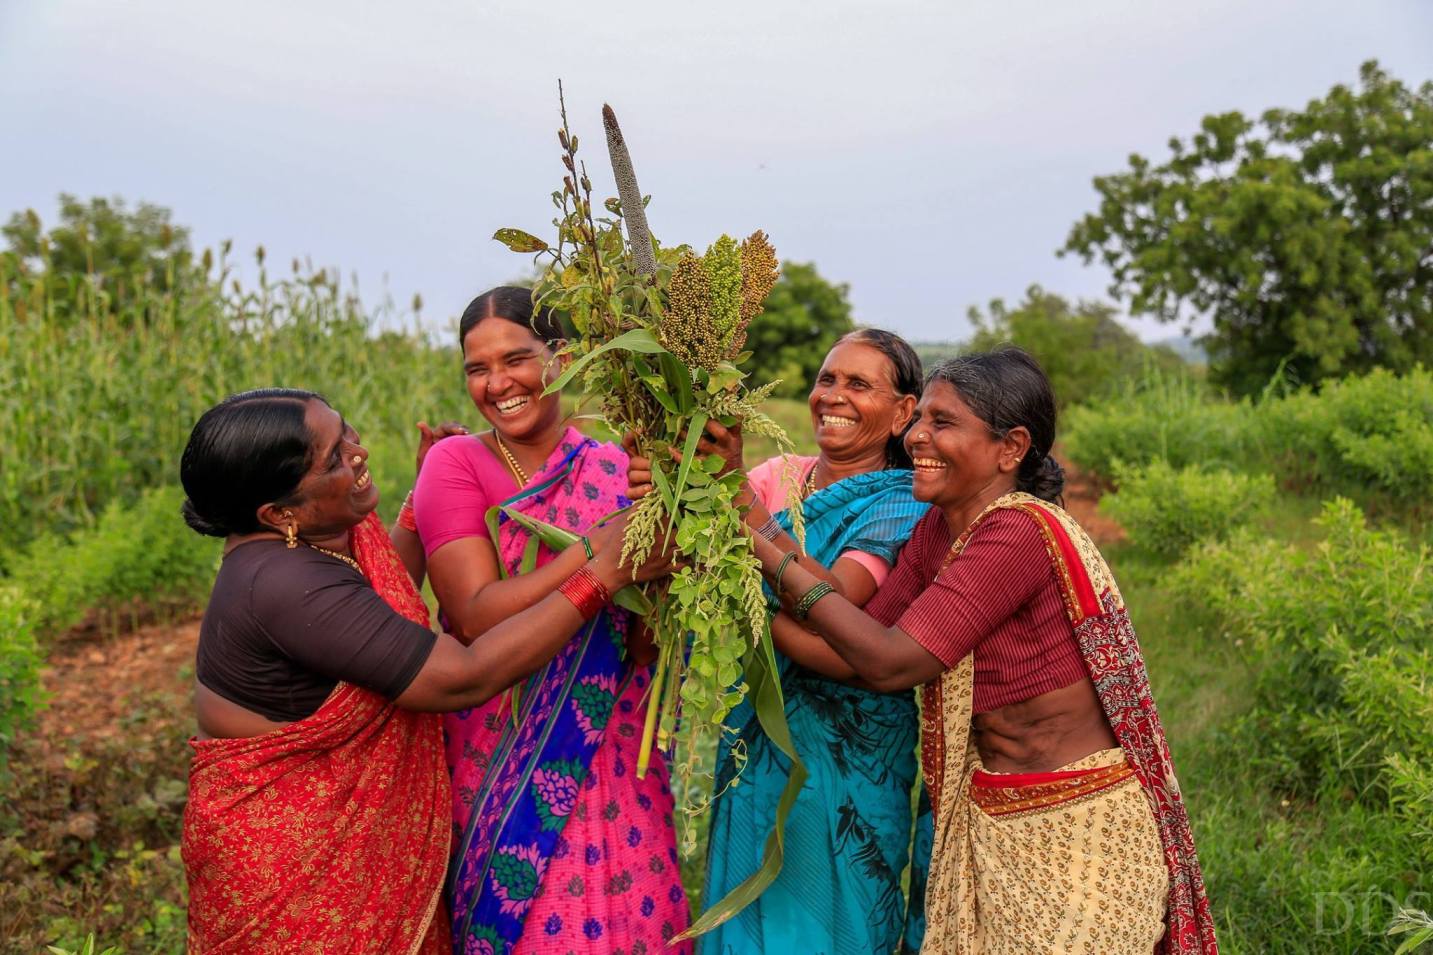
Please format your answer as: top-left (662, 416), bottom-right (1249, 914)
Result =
top-left (751, 454), bottom-right (813, 488)
top-left (421, 433), bottom-right (490, 475)
top-left (967, 505), bottom-right (1053, 554)
top-left (247, 543), bottom-right (365, 608)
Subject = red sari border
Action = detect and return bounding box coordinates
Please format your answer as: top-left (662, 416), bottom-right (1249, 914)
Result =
top-left (970, 760), bottom-right (1137, 817)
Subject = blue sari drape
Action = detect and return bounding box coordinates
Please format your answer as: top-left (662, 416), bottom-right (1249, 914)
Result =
top-left (702, 469), bottom-right (930, 955)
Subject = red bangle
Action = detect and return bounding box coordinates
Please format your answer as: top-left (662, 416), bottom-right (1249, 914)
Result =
top-left (559, 566), bottom-right (611, 619)
top-left (396, 491), bottom-right (418, 532)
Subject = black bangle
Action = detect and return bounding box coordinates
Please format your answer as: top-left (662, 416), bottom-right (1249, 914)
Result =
top-left (774, 552), bottom-right (798, 594)
top-left (793, 581), bottom-right (835, 621)
top-left (581, 535), bottom-right (594, 560)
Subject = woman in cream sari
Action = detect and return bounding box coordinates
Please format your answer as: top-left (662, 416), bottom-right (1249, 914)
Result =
top-left (744, 349), bottom-right (1219, 954)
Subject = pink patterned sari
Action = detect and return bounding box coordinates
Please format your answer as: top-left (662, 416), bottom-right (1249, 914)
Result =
top-left (442, 429), bottom-right (691, 954)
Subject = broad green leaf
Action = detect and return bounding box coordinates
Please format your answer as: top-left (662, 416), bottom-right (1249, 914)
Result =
top-left (671, 412), bottom-right (709, 513)
top-left (658, 352), bottom-right (696, 414)
top-left (492, 228), bottom-right (549, 253)
top-left (497, 508), bottom-right (653, 614)
top-left (543, 328), bottom-right (667, 395)
top-left (676, 630), bottom-right (807, 941)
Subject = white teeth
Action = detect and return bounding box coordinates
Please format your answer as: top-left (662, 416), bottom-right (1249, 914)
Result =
top-left (355, 471), bottom-right (371, 489)
top-left (821, 415), bottom-right (856, 428)
top-left (495, 396), bottom-right (529, 414)
top-left (913, 458), bottom-right (946, 470)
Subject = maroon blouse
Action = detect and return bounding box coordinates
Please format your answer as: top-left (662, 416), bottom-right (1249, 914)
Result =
top-left (864, 506), bottom-right (1088, 713)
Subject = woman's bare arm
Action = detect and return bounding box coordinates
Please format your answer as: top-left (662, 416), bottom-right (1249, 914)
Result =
top-left (754, 533), bottom-right (944, 692)
top-left (768, 555), bottom-right (880, 683)
top-left (426, 535), bottom-right (591, 644)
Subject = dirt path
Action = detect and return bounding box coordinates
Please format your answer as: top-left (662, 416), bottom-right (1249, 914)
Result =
top-left (40, 619), bottom-right (200, 744)
top-left (1059, 461), bottom-right (1124, 546)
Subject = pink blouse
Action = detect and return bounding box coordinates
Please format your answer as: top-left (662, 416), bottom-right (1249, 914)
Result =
top-left (749, 455), bottom-right (891, 587)
top-left (411, 432), bottom-right (526, 558)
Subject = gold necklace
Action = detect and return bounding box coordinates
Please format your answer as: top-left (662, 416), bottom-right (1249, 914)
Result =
top-left (305, 542), bottom-right (363, 575)
top-left (803, 460), bottom-right (821, 499)
top-left (494, 432), bottom-right (530, 486)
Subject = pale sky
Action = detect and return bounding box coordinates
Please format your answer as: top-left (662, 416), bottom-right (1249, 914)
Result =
top-left (2, 1), bottom-right (1430, 342)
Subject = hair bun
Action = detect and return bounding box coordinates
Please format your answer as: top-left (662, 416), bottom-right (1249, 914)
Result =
top-left (1021, 455), bottom-right (1065, 503)
top-left (181, 498), bottom-right (230, 538)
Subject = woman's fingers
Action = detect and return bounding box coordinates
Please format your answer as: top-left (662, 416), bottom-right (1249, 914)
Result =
top-left (434, 420), bottom-right (470, 439)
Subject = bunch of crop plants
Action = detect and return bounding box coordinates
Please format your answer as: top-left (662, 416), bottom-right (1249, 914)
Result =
top-left (494, 89), bottom-right (807, 931)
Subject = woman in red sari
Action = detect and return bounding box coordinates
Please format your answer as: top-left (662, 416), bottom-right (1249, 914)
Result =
top-left (736, 349), bottom-right (1219, 954)
top-left (178, 388), bottom-right (672, 954)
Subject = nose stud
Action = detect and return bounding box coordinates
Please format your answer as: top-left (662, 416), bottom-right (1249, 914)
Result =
top-left (351, 455), bottom-right (362, 466)
top-left (915, 432), bottom-right (929, 441)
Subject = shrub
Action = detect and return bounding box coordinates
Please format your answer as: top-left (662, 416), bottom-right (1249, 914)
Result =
top-left (1170, 499), bottom-right (1433, 854)
top-left (1257, 366), bottom-right (1433, 500)
top-left (0, 586), bottom-right (43, 781)
top-left (8, 485), bottom-right (219, 639)
top-left (1061, 371), bottom-right (1253, 479)
top-left (1101, 460), bottom-right (1275, 557)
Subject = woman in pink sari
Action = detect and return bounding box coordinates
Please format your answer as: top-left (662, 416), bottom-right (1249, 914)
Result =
top-left (413, 287), bottom-right (690, 954)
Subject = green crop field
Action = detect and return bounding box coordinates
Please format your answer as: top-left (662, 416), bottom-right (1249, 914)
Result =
top-left (3, 221), bottom-right (1430, 952)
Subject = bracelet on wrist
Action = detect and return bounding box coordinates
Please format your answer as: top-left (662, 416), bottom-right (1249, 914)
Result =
top-left (793, 581), bottom-right (835, 621)
top-left (396, 489), bottom-right (418, 532)
top-left (774, 551), bottom-right (799, 594)
top-left (558, 565), bottom-right (612, 620)
top-left (755, 515), bottom-right (783, 542)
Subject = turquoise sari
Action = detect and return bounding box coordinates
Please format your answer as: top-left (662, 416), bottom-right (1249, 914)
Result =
top-left (702, 469), bottom-right (929, 955)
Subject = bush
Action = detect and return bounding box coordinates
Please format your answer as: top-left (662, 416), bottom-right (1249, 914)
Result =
top-left (8, 485), bottom-right (219, 639)
top-left (0, 586), bottom-right (43, 781)
top-left (1061, 371), bottom-right (1253, 478)
top-left (1170, 499), bottom-right (1433, 855)
top-left (1101, 460), bottom-right (1275, 558)
top-left (1258, 366), bottom-right (1433, 501)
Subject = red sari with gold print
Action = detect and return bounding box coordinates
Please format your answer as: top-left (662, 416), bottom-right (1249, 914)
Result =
top-left (183, 513), bottom-right (451, 954)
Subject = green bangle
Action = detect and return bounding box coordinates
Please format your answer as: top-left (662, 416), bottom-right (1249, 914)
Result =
top-left (581, 535), bottom-right (594, 560)
top-left (774, 552), bottom-right (798, 594)
top-left (793, 581), bottom-right (835, 621)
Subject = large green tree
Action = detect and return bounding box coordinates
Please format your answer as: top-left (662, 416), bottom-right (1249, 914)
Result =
top-left (1063, 61), bottom-right (1433, 395)
top-left (743, 261), bottom-right (855, 397)
top-left (966, 285), bottom-right (1184, 408)
top-left (2, 195), bottom-right (197, 318)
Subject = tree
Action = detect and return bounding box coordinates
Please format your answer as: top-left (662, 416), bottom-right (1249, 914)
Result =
top-left (742, 261), bottom-right (856, 397)
top-left (1062, 61), bottom-right (1433, 395)
top-left (966, 286), bottom-right (1184, 408)
top-left (2, 195), bottom-right (197, 316)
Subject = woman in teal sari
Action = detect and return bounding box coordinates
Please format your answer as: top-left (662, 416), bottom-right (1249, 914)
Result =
top-left (694, 329), bottom-right (930, 954)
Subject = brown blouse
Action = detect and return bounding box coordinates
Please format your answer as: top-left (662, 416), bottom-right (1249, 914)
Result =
top-left (864, 507), bottom-right (1088, 713)
top-left (196, 539), bottom-right (436, 722)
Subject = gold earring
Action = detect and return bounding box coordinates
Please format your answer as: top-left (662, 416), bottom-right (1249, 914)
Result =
top-left (285, 516), bottom-right (298, 549)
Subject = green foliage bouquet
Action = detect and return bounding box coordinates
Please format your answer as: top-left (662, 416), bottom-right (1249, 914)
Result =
top-left (494, 90), bottom-right (803, 856)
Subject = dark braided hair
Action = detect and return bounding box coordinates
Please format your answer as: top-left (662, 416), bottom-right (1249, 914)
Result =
top-left (924, 347), bottom-right (1065, 503)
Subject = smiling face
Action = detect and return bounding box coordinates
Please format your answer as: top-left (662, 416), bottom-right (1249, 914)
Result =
top-left (461, 317), bottom-right (565, 442)
top-left (904, 380), bottom-right (1028, 509)
top-left (808, 340), bottom-right (916, 463)
top-left (274, 399), bottom-right (380, 538)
